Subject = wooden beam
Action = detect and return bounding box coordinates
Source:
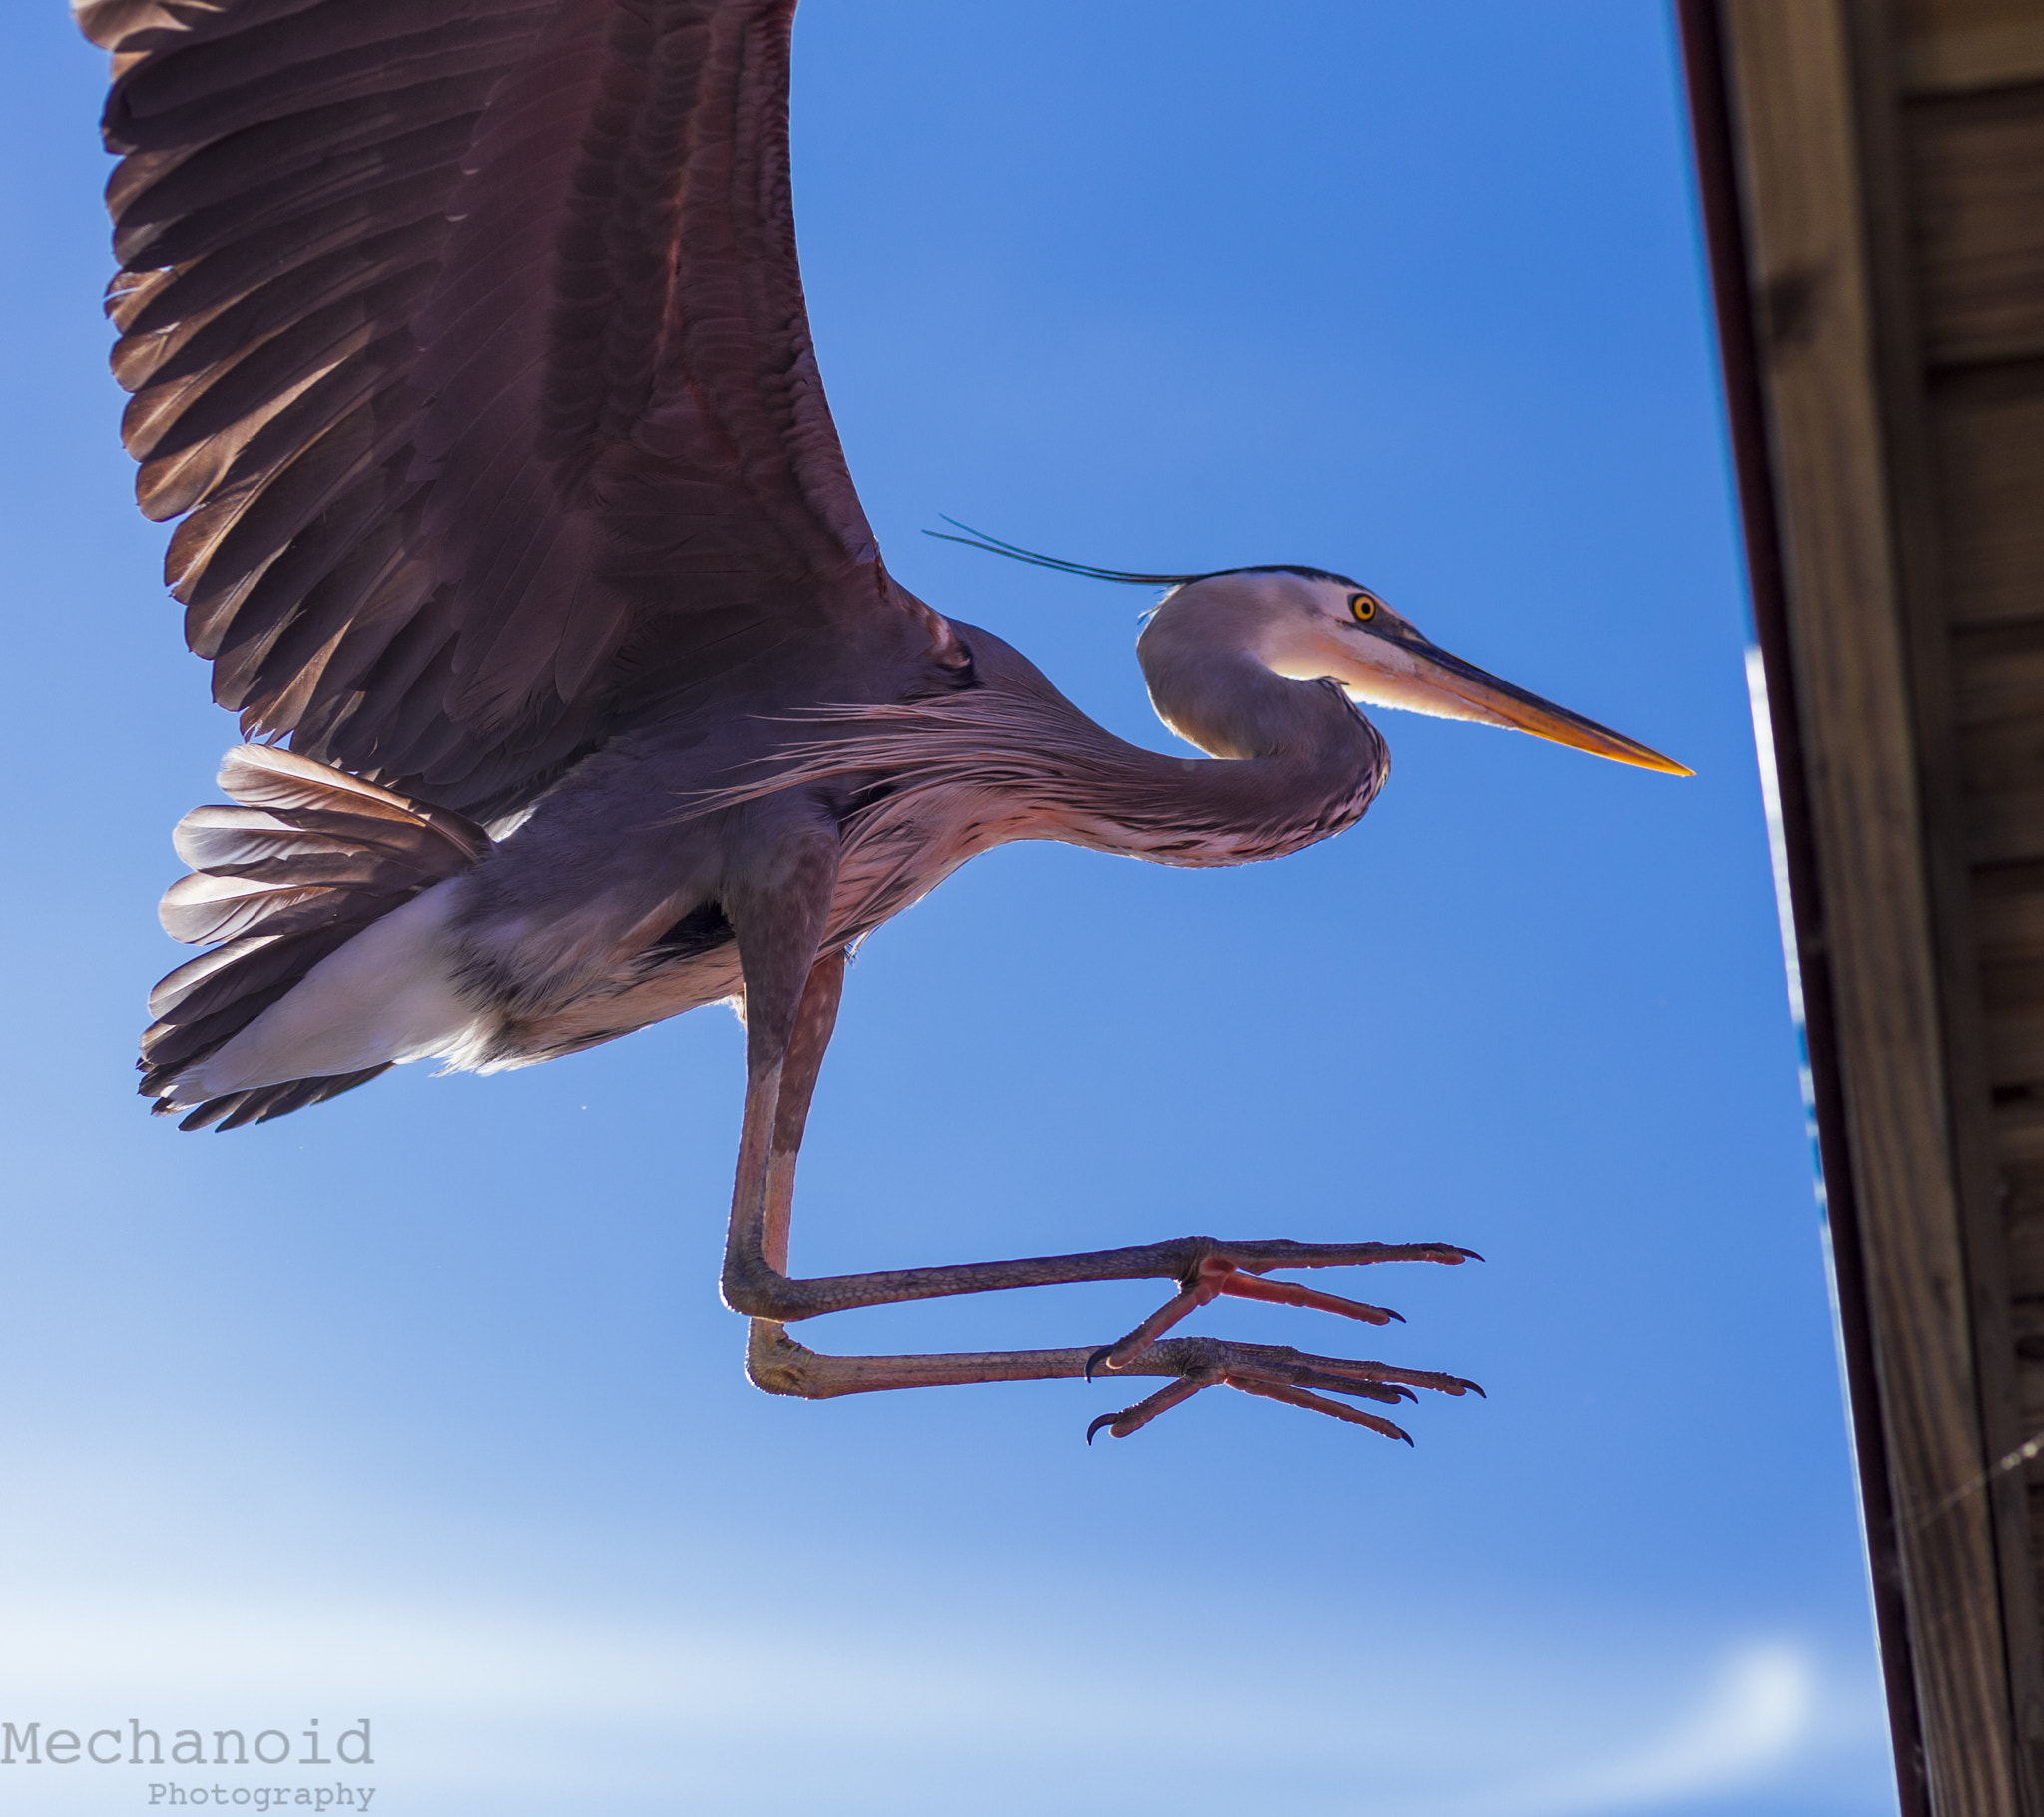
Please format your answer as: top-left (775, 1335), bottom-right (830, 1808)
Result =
top-left (1682, 1), bottom-right (2036, 1809)
top-left (1847, 9), bottom-right (2044, 1801)
top-left (1678, 9), bottom-right (1930, 1807)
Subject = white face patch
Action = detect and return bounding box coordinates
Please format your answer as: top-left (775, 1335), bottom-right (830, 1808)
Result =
top-left (1249, 579), bottom-right (1519, 729)
top-left (1145, 567), bottom-right (1684, 773)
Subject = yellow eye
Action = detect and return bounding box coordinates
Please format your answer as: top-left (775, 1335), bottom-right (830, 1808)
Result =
top-left (1349, 592), bottom-right (1379, 623)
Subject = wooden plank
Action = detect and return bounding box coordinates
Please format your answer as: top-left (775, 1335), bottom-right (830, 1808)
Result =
top-left (1951, 624), bottom-right (2044, 728)
top-left (1999, 1143), bottom-right (2044, 1602)
top-left (1983, 1011), bottom-right (2044, 1086)
top-left (1908, 83), bottom-right (2044, 366)
top-left (1997, 1146), bottom-right (2044, 1301)
top-left (1970, 866), bottom-right (2044, 1102)
top-left (1679, 10), bottom-right (1932, 1805)
top-left (1950, 618), bottom-right (2044, 866)
top-left (1990, 1101), bottom-right (2044, 1167)
top-left (1861, 2), bottom-right (2044, 1793)
top-left (1896, 0), bottom-right (2044, 95)
top-left (1957, 751), bottom-right (2044, 872)
top-left (1715, 2), bottom-right (2027, 1808)
top-left (1971, 860), bottom-right (2044, 932)
top-left (1931, 360), bottom-right (2044, 630)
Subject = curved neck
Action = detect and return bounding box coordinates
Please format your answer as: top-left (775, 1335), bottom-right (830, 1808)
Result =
top-left (1141, 637), bottom-right (1361, 763)
top-left (1135, 593), bottom-right (1372, 765)
top-left (700, 620), bottom-right (1389, 877)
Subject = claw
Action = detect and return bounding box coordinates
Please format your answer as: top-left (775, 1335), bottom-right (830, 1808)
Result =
top-left (1273, 1356), bottom-right (1477, 1403)
top-left (1230, 1375), bottom-right (1415, 1442)
top-left (1087, 1369), bottom-right (1220, 1441)
top-left (1082, 1338), bottom-right (1468, 1444)
top-left (1320, 1362), bottom-right (1482, 1400)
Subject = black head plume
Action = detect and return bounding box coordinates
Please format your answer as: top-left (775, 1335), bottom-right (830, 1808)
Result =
top-left (923, 518), bottom-right (1205, 585)
top-left (924, 518), bottom-right (1361, 591)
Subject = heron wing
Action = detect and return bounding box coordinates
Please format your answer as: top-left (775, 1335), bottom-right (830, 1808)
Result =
top-left (84, 0), bottom-right (913, 819)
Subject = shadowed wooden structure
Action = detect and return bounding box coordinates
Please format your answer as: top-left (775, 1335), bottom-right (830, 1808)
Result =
top-left (1681, 2), bottom-right (2044, 1810)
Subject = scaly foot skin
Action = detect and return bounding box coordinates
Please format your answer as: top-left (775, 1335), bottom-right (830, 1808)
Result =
top-left (1086, 1336), bottom-right (1484, 1443)
top-left (1086, 1239), bottom-right (1480, 1378)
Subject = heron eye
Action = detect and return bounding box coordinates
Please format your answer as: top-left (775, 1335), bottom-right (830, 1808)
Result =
top-left (1349, 592), bottom-right (1378, 623)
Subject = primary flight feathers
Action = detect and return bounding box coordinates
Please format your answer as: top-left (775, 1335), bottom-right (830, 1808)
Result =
top-left (83, 0), bottom-right (910, 824)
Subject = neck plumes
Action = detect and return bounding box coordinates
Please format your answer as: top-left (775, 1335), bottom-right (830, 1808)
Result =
top-left (668, 604), bottom-right (1387, 876)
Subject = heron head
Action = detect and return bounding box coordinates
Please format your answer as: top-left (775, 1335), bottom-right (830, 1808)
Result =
top-left (1145, 566), bottom-right (1691, 775)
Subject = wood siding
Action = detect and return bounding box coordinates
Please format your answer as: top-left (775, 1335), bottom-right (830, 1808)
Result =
top-left (1685, 1), bottom-right (2044, 1811)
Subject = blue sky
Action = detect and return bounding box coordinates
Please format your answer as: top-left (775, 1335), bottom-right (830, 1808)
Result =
top-left (0, 4), bottom-right (1898, 1814)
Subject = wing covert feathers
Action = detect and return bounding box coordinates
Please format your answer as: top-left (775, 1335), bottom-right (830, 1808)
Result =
top-left (143, 744), bottom-right (491, 1131)
top-left (86, 0), bottom-right (900, 823)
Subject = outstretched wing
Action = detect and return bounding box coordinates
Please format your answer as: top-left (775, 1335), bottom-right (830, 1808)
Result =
top-left (83, 0), bottom-right (923, 820)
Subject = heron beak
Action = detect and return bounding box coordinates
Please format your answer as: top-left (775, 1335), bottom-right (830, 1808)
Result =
top-left (1353, 630), bottom-right (1693, 776)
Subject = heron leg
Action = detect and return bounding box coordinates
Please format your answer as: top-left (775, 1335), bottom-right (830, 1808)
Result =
top-left (714, 832), bottom-right (1478, 1439)
top-left (726, 1222), bottom-right (1477, 1340)
top-left (755, 944), bottom-right (844, 1281)
top-left (721, 974), bottom-right (1481, 1437)
top-left (744, 1325), bottom-right (1481, 1443)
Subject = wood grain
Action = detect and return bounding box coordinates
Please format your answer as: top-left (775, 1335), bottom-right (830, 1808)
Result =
top-left (1717, 1), bottom-right (2031, 1806)
top-left (1930, 360), bottom-right (2044, 630)
top-left (1909, 83), bottom-right (2044, 365)
top-left (1896, 0), bottom-right (2044, 94)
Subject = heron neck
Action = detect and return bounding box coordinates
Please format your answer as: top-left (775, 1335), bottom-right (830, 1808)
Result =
top-left (706, 624), bottom-right (1389, 877)
top-left (969, 632), bottom-right (1373, 871)
top-left (1138, 627), bottom-right (1370, 765)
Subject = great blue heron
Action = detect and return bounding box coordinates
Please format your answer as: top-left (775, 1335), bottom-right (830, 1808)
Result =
top-left (84, 0), bottom-right (1686, 1443)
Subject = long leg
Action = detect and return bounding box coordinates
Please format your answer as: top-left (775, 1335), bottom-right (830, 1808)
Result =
top-left (728, 960), bottom-right (1478, 1432)
top-left (720, 948), bottom-right (1473, 1337)
top-left (747, 1327), bottom-right (1480, 1445)
top-left (716, 820), bottom-right (1478, 1439)
top-left (748, 944), bottom-right (846, 1282)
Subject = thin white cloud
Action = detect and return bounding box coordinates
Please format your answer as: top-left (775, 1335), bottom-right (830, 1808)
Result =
top-left (1453, 1642), bottom-right (1819, 1817)
top-left (0, 1443), bottom-right (1889, 1817)
top-left (0, 1594), bottom-right (1867, 1817)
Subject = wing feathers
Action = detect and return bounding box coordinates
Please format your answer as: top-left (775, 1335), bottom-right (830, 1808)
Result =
top-left (122, 116), bottom-right (476, 273)
top-left (139, 735), bottom-right (486, 1131)
top-left (188, 460), bottom-right (406, 658)
top-left (123, 265), bottom-right (433, 489)
top-left (148, 929), bottom-right (340, 1023)
top-left (122, 225), bottom-right (439, 407)
top-left (77, 0), bottom-right (333, 59)
top-left (216, 743), bottom-right (489, 849)
top-left (107, 7), bottom-right (552, 152)
top-left (126, 170), bottom-right (456, 337)
top-left (214, 514), bottom-right (415, 702)
top-left (174, 418), bottom-right (416, 660)
top-left (115, 75), bottom-right (499, 233)
top-left (153, 745), bottom-right (483, 945)
top-left (90, 0), bottom-right (909, 824)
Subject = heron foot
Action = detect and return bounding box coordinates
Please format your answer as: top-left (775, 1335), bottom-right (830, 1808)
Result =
top-left (1086, 1240), bottom-right (1478, 1377)
top-left (743, 1323), bottom-right (1480, 1442)
top-left (1087, 1336), bottom-right (1483, 1443)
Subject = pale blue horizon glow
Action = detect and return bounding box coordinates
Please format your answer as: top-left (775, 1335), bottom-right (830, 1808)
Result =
top-left (0, 4), bottom-right (1897, 1814)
